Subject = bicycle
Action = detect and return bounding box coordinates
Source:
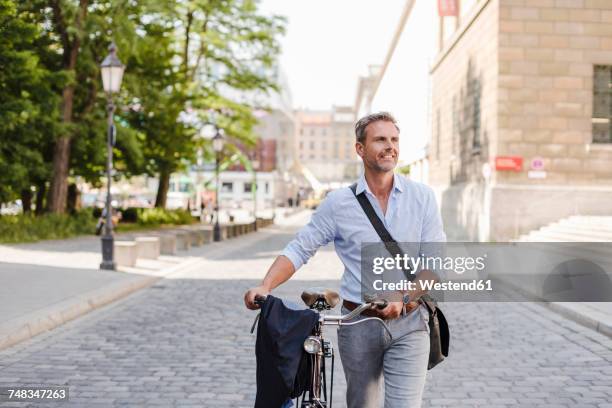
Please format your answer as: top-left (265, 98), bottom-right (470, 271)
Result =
top-left (252, 288), bottom-right (392, 408)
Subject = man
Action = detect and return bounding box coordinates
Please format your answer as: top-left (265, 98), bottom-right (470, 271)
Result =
top-left (244, 112), bottom-right (446, 407)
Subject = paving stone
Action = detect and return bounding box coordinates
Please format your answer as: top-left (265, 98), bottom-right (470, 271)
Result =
top-left (0, 214), bottom-right (610, 407)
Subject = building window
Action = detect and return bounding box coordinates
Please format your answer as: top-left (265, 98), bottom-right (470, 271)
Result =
top-left (299, 141), bottom-right (304, 150)
top-left (322, 128), bottom-right (327, 136)
top-left (309, 141), bottom-right (315, 149)
top-left (322, 141), bottom-right (327, 150)
top-left (265, 182), bottom-right (269, 194)
top-left (593, 65), bottom-right (612, 143)
top-left (221, 182), bottom-right (233, 193)
top-left (310, 128), bottom-right (315, 136)
top-left (244, 182), bottom-right (253, 193)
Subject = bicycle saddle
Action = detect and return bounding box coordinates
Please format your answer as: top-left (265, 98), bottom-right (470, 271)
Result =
top-left (301, 287), bottom-right (340, 308)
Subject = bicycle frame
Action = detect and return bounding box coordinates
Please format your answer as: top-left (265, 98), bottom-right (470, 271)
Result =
top-left (296, 299), bottom-right (391, 408)
top-left (251, 296), bottom-right (391, 408)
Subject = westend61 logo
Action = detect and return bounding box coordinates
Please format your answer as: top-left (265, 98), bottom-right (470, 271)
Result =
top-left (371, 253), bottom-right (487, 275)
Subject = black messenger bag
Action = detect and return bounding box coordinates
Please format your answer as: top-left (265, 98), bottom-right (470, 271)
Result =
top-left (349, 183), bottom-right (450, 369)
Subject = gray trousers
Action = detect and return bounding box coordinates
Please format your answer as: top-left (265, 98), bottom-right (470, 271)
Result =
top-left (337, 306), bottom-right (430, 408)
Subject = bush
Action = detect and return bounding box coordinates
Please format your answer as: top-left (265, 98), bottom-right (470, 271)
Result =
top-left (135, 208), bottom-right (194, 227)
top-left (0, 210), bottom-right (97, 244)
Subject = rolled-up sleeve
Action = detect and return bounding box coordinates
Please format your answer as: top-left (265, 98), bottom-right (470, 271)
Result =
top-left (281, 194), bottom-right (337, 271)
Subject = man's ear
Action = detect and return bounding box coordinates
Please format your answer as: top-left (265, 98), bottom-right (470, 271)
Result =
top-left (355, 142), bottom-right (364, 159)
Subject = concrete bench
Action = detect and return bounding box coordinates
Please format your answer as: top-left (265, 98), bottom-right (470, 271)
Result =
top-left (114, 241), bottom-right (137, 267)
top-left (135, 237), bottom-right (160, 259)
top-left (192, 227), bottom-right (213, 244)
top-left (225, 225), bottom-right (234, 239)
top-left (157, 234), bottom-right (177, 255)
top-left (201, 227), bottom-right (213, 243)
top-left (183, 228), bottom-right (203, 246)
top-left (174, 231), bottom-right (191, 251)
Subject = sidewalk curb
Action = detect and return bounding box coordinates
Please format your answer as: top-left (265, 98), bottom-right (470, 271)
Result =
top-left (0, 257), bottom-right (201, 352)
top-left (548, 302), bottom-right (612, 339)
top-left (494, 277), bottom-right (612, 339)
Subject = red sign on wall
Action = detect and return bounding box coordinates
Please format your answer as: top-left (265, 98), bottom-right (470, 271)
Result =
top-left (438, 0), bottom-right (459, 17)
top-left (495, 156), bottom-right (523, 172)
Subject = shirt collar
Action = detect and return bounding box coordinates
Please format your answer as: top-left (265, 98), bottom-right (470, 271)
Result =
top-left (356, 172), bottom-right (404, 196)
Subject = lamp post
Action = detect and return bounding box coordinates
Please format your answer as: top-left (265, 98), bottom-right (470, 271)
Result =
top-left (252, 159), bottom-right (260, 231)
top-left (99, 42), bottom-right (125, 270)
top-left (212, 128), bottom-right (225, 241)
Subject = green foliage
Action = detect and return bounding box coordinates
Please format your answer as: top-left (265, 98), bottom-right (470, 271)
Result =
top-left (1, 0), bottom-right (286, 214)
top-left (0, 210), bottom-right (96, 243)
top-left (0, 0), bottom-right (59, 203)
top-left (124, 0), bottom-right (286, 206)
top-left (135, 208), bottom-right (194, 227)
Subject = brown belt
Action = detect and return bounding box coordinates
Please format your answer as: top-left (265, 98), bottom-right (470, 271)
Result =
top-left (342, 300), bottom-right (419, 319)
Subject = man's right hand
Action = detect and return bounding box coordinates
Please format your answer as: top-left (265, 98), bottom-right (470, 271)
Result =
top-left (244, 285), bottom-right (270, 310)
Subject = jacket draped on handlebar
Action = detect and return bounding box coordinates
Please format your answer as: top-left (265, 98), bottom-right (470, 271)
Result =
top-left (254, 295), bottom-right (319, 408)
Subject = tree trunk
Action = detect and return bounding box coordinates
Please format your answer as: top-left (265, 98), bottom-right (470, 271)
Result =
top-left (35, 181), bottom-right (46, 215)
top-left (21, 189), bottom-right (33, 214)
top-left (47, 0), bottom-right (88, 214)
top-left (48, 134), bottom-right (72, 213)
top-left (155, 169), bottom-right (170, 209)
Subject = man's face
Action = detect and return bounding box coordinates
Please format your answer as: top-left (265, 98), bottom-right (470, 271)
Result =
top-left (356, 120), bottom-right (399, 173)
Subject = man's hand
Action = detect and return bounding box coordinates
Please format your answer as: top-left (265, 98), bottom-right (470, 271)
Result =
top-left (377, 300), bottom-right (420, 320)
top-left (378, 301), bottom-right (404, 320)
top-left (244, 285), bottom-right (270, 310)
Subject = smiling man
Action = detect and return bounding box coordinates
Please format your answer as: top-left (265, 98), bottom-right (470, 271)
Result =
top-left (244, 112), bottom-right (446, 407)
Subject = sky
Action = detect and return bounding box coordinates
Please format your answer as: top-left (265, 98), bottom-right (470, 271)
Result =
top-left (259, 0), bottom-right (436, 162)
top-left (259, 0), bottom-right (407, 110)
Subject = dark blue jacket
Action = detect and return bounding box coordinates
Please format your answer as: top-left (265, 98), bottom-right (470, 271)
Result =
top-left (254, 295), bottom-right (319, 408)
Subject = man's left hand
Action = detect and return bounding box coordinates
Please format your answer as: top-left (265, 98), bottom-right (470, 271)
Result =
top-left (378, 300), bottom-right (420, 320)
top-left (378, 301), bottom-right (404, 320)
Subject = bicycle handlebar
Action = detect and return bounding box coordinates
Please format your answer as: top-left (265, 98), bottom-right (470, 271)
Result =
top-left (251, 296), bottom-right (393, 339)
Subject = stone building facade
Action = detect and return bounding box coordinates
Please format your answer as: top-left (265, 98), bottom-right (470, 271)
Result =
top-left (430, 0), bottom-right (612, 241)
top-left (295, 107), bottom-right (361, 183)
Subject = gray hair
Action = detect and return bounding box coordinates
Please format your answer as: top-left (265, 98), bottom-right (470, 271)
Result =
top-left (354, 112), bottom-right (400, 144)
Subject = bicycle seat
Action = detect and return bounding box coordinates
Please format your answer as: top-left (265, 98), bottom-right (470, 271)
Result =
top-left (301, 287), bottom-right (340, 308)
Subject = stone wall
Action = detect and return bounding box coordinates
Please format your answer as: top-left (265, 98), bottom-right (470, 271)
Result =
top-left (430, 0), bottom-right (612, 241)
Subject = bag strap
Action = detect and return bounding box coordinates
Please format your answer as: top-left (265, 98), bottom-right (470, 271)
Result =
top-left (349, 183), bottom-right (414, 280)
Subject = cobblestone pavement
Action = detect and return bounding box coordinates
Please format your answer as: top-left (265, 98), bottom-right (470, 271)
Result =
top-left (1, 212), bottom-right (612, 407)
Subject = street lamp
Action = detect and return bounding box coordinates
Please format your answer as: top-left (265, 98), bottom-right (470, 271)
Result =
top-left (99, 42), bottom-right (124, 270)
top-left (212, 128), bottom-right (225, 241)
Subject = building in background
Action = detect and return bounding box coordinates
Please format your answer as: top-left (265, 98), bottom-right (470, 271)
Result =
top-left (294, 107), bottom-right (362, 185)
top-left (429, 0), bottom-right (612, 241)
top-left (363, 0), bottom-right (612, 241)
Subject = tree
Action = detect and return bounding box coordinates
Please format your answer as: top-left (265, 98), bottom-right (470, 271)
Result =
top-left (0, 0), bottom-right (59, 210)
top-left (125, 0), bottom-right (286, 208)
top-left (44, 0), bottom-right (89, 213)
top-left (21, 0), bottom-right (145, 212)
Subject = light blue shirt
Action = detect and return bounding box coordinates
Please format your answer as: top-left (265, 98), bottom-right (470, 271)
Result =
top-left (282, 173), bottom-right (446, 303)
